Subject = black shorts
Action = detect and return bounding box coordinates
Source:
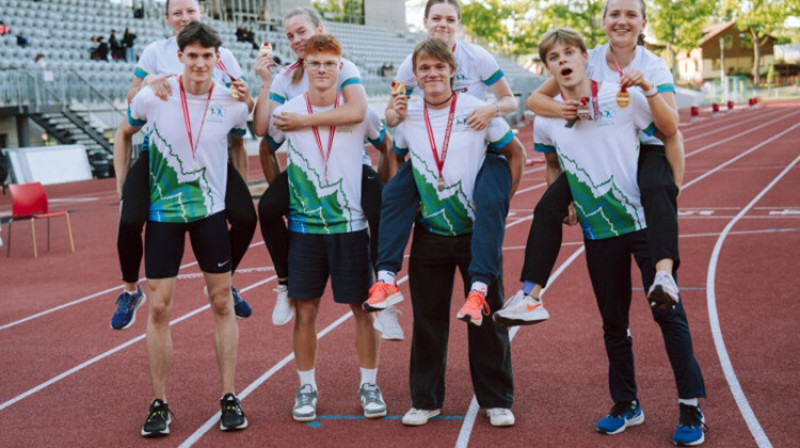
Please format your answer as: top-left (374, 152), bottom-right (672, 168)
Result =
top-left (145, 211), bottom-right (232, 279)
top-left (288, 229), bottom-right (372, 304)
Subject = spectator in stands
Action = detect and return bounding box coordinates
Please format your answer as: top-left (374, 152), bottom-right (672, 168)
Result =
top-left (109, 29), bottom-right (124, 61)
top-left (33, 54), bottom-right (53, 105)
top-left (91, 36), bottom-right (110, 61)
top-left (16, 32), bottom-right (28, 48)
top-left (235, 24), bottom-right (246, 42)
top-left (123, 28), bottom-right (137, 62)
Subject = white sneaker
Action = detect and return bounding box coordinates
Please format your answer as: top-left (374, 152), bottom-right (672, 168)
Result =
top-left (373, 305), bottom-right (404, 341)
top-left (492, 290), bottom-right (550, 326)
top-left (272, 284), bottom-right (294, 326)
top-left (486, 408), bottom-right (515, 427)
top-left (402, 407), bottom-right (441, 426)
top-left (647, 271), bottom-right (680, 310)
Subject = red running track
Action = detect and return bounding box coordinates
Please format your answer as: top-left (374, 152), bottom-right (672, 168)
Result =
top-left (0, 100), bottom-right (798, 447)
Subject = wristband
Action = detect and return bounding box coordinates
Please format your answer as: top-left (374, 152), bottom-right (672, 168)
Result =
top-left (643, 86), bottom-right (658, 98)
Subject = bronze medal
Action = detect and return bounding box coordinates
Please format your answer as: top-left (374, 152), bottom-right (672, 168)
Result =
top-left (616, 90), bottom-right (630, 108)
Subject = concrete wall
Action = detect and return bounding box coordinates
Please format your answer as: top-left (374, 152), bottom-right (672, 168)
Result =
top-left (364, 0), bottom-right (406, 31)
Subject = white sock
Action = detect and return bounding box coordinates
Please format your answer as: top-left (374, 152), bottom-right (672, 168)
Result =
top-left (298, 369), bottom-right (317, 390)
top-left (470, 281), bottom-right (488, 294)
top-left (360, 367), bottom-right (377, 386)
top-left (377, 270), bottom-right (396, 285)
top-left (678, 398), bottom-right (699, 407)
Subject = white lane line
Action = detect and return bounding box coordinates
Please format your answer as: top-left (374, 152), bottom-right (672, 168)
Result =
top-left (0, 260), bottom-right (198, 331)
top-left (455, 245), bottom-right (586, 448)
top-left (685, 110), bottom-right (800, 159)
top-left (179, 215), bottom-right (536, 447)
top-left (456, 122), bottom-right (800, 447)
top-left (683, 108), bottom-right (785, 142)
top-left (683, 123), bottom-right (800, 190)
top-left (0, 276), bottom-right (276, 411)
top-left (706, 155), bottom-right (799, 448)
top-left (0, 240), bottom-right (267, 330)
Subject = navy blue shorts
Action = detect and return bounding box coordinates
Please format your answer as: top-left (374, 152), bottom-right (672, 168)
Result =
top-left (145, 211), bottom-right (231, 279)
top-left (288, 230), bottom-right (372, 304)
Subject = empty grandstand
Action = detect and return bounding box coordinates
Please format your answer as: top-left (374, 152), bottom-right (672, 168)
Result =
top-left (0, 0), bottom-right (542, 183)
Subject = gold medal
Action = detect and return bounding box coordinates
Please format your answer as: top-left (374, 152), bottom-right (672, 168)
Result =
top-left (437, 176), bottom-right (445, 191)
top-left (616, 90), bottom-right (630, 109)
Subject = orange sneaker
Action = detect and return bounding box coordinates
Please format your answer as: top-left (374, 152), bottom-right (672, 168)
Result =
top-left (457, 290), bottom-right (491, 326)
top-left (363, 281), bottom-right (404, 311)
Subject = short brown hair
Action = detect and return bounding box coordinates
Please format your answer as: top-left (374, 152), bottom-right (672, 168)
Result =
top-left (424, 0), bottom-right (461, 20)
top-left (412, 38), bottom-right (457, 75)
top-left (538, 27), bottom-right (587, 64)
top-left (304, 33), bottom-right (343, 58)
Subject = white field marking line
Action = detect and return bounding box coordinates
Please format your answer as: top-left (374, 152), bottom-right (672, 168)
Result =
top-left (455, 245), bottom-right (586, 448)
top-left (457, 122), bottom-right (800, 447)
top-left (681, 107), bottom-right (784, 139)
top-left (0, 275), bottom-right (276, 411)
top-left (1, 240), bottom-right (268, 330)
top-left (705, 155), bottom-right (800, 448)
top-left (684, 110), bottom-right (800, 159)
top-left (683, 122), bottom-right (800, 190)
top-left (179, 215), bottom-right (536, 447)
top-left (683, 108), bottom-right (787, 143)
top-left (681, 108), bottom-right (783, 136)
top-left (177, 272), bottom-right (406, 448)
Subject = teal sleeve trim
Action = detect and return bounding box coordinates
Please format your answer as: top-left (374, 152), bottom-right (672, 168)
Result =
top-left (487, 130), bottom-right (514, 150)
top-left (534, 143), bottom-right (555, 153)
top-left (134, 67), bottom-right (148, 79)
top-left (269, 92), bottom-right (286, 104)
top-left (642, 123), bottom-right (656, 137)
top-left (656, 83), bottom-right (675, 94)
top-left (127, 108), bottom-right (146, 127)
top-left (406, 87), bottom-right (415, 96)
top-left (367, 126), bottom-right (386, 147)
top-left (267, 135), bottom-right (282, 150)
top-left (230, 128), bottom-right (247, 137)
top-left (484, 70), bottom-right (504, 86)
top-left (393, 143), bottom-right (408, 157)
top-left (341, 77), bottom-right (363, 88)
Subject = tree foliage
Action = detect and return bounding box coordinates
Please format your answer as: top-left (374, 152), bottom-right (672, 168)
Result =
top-left (313, 0), bottom-right (365, 25)
top-left (648, 0), bottom-right (715, 75)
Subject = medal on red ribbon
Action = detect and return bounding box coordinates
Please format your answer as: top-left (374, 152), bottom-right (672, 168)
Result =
top-left (611, 52), bottom-right (631, 109)
top-left (423, 92), bottom-right (458, 192)
top-left (305, 93), bottom-right (340, 184)
top-left (178, 76), bottom-right (214, 168)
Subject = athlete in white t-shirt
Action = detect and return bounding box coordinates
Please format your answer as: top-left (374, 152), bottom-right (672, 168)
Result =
top-left (526, 27), bottom-right (706, 446)
top-left (385, 38), bottom-right (524, 428)
top-left (115, 22), bottom-right (250, 437)
top-left (110, 0), bottom-right (255, 330)
top-left (365, 0), bottom-right (521, 346)
top-left (252, 7), bottom-right (393, 329)
top-left (513, 0), bottom-right (685, 323)
top-left (264, 33), bottom-right (388, 423)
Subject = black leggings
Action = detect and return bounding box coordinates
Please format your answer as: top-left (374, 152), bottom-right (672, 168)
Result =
top-left (521, 144), bottom-right (679, 286)
top-left (257, 164), bottom-right (383, 279)
top-left (117, 154), bottom-right (257, 283)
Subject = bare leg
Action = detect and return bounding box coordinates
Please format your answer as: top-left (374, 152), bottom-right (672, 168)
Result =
top-left (205, 271), bottom-right (238, 395)
top-left (350, 304), bottom-right (380, 369)
top-left (293, 298), bottom-right (322, 371)
top-left (146, 277), bottom-right (176, 400)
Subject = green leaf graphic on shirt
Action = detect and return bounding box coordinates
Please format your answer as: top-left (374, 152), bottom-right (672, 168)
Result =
top-left (148, 124), bottom-right (212, 222)
top-left (409, 150), bottom-right (474, 236)
top-left (558, 151), bottom-right (643, 239)
top-left (287, 140), bottom-right (351, 234)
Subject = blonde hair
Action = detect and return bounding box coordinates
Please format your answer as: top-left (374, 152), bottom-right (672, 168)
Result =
top-left (538, 27), bottom-right (588, 63)
top-left (285, 7), bottom-right (323, 85)
top-left (602, 0), bottom-right (647, 46)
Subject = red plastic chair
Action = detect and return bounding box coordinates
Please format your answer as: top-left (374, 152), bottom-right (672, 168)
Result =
top-left (6, 182), bottom-right (76, 257)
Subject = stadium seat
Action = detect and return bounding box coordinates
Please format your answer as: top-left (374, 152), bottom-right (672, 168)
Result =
top-left (6, 182), bottom-right (76, 258)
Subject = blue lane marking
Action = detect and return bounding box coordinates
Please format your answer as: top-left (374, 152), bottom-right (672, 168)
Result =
top-left (306, 414), bottom-right (464, 427)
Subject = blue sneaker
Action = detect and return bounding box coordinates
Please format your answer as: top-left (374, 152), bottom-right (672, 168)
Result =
top-left (232, 287), bottom-right (252, 319)
top-left (111, 285), bottom-right (146, 330)
top-left (673, 403), bottom-right (706, 446)
top-left (596, 400), bottom-right (645, 435)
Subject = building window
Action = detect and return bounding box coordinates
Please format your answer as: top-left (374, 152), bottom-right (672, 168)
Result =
top-left (739, 33), bottom-right (753, 49)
